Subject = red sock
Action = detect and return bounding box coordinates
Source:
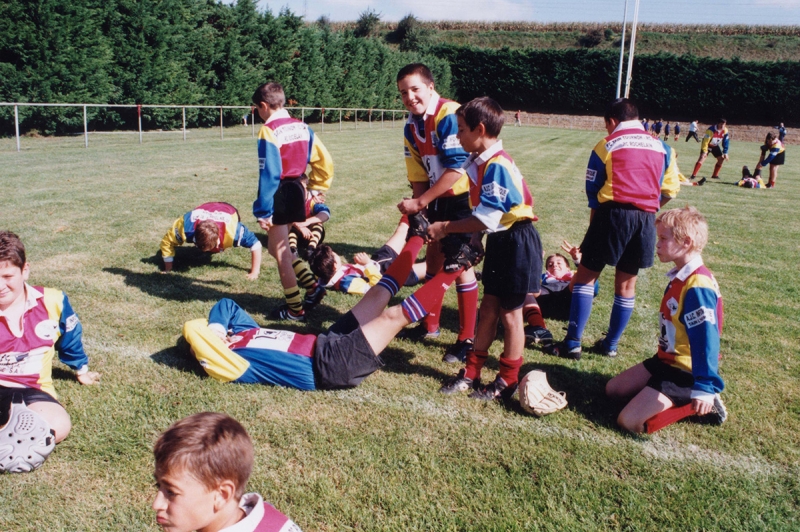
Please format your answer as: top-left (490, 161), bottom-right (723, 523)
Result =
top-left (456, 279), bottom-right (479, 341)
top-left (498, 356), bottom-right (523, 386)
top-left (382, 236), bottom-right (424, 289)
top-left (401, 270), bottom-right (461, 323)
top-left (692, 161), bottom-right (703, 176)
top-left (464, 349), bottom-right (489, 381)
top-left (712, 161), bottom-right (723, 177)
top-left (523, 303), bottom-right (546, 329)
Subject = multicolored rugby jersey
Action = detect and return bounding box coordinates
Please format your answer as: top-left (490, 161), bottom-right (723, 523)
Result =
top-left (403, 92), bottom-right (470, 197)
top-left (183, 298), bottom-right (317, 390)
top-left (760, 138), bottom-right (785, 165)
top-left (585, 120), bottom-right (680, 213)
top-left (324, 262), bottom-right (382, 295)
top-left (0, 285), bottom-right (89, 399)
top-left (254, 109), bottom-right (334, 221)
top-left (160, 202), bottom-right (260, 262)
top-left (656, 256), bottom-right (724, 400)
top-left (464, 141), bottom-right (534, 232)
top-left (700, 124), bottom-right (730, 155)
top-left (235, 493), bottom-right (303, 532)
top-left (305, 191), bottom-right (331, 220)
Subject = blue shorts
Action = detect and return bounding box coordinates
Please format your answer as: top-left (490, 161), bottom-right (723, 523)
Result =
top-left (580, 204), bottom-right (655, 276)
top-left (482, 221), bottom-right (542, 310)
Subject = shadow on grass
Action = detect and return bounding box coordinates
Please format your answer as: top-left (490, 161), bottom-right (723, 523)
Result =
top-left (376, 344), bottom-right (453, 383)
top-left (150, 338), bottom-right (207, 377)
top-left (140, 249), bottom-right (249, 273)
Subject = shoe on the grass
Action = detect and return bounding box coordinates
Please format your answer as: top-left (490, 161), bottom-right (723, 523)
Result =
top-left (545, 341), bottom-right (582, 361)
top-left (406, 212), bottom-right (430, 241)
top-left (439, 369), bottom-right (478, 395)
top-left (442, 239), bottom-right (482, 273)
top-left (694, 394), bottom-right (728, 425)
top-left (587, 338), bottom-right (617, 358)
top-left (0, 393), bottom-right (56, 473)
top-left (270, 304), bottom-right (305, 322)
top-left (524, 325), bottom-right (553, 347)
top-left (397, 322), bottom-right (440, 341)
top-left (303, 284), bottom-right (326, 310)
top-left (442, 338), bottom-right (473, 364)
top-left (696, 177), bottom-right (707, 186)
top-left (468, 375), bottom-right (517, 401)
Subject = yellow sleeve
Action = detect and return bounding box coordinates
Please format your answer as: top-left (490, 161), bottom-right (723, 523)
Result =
top-left (160, 217), bottom-right (186, 260)
top-left (700, 130), bottom-right (711, 153)
top-left (182, 319), bottom-right (250, 382)
top-left (661, 147), bottom-right (681, 199)
top-left (404, 137), bottom-right (429, 184)
top-left (346, 278), bottom-right (371, 295)
top-left (307, 135), bottom-right (334, 191)
top-left (363, 262), bottom-right (383, 287)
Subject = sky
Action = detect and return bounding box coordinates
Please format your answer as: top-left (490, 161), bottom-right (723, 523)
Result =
top-left (239, 0), bottom-right (800, 25)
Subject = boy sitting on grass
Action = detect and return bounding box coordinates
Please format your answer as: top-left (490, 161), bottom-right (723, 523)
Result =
top-left (429, 97), bottom-right (543, 398)
top-left (181, 214), bottom-right (480, 391)
top-left (606, 206), bottom-right (726, 433)
top-left (0, 231), bottom-right (100, 471)
top-left (160, 202), bottom-right (262, 279)
top-left (152, 412), bottom-right (302, 532)
top-left (308, 215), bottom-right (425, 296)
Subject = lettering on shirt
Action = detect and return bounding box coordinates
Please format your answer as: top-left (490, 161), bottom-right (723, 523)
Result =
top-left (442, 134), bottom-right (461, 150)
top-left (190, 210), bottom-right (233, 225)
top-left (585, 168), bottom-right (597, 182)
top-left (605, 134), bottom-right (665, 154)
top-left (272, 123), bottom-right (310, 146)
top-left (65, 314), bottom-right (79, 333)
top-left (684, 306), bottom-right (716, 328)
top-left (258, 158), bottom-right (266, 170)
top-left (482, 181), bottom-right (508, 203)
top-left (404, 146), bottom-right (411, 158)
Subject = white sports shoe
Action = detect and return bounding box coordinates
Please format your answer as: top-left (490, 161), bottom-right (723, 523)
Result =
top-left (518, 370), bottom-right (568, 417)
top-left (0, 393), bottom-right (56, 473)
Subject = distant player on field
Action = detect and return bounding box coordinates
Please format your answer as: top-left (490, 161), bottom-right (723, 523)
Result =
top-left (690, 118), bottom-right (730, 181)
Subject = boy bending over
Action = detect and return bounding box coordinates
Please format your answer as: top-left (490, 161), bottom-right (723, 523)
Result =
top-left (0, 231), bottom-right (100, 471)
top-left (182, 215), bottom-right (478, 391)
top-left (153, 412), bottom-right (302, 532)
top-left (429, 97), bottom-right (543, 399)
top-left (160, 202), bottom-right (262, 278)
top-left (606, 206), bottom-right (726, 433)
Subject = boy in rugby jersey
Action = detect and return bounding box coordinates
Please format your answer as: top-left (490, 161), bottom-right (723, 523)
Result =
top-left (160, 202), bottom-right (262, 278)
top-left (690, 118), bottom-right (730, 180)
top-left (252, 82), bottom-right (334, 321)
top-left (395, 63), bottom-right (479, 364)
top-left (606, 206), bottom-right (726, 433)
top-left (428, 97), bottom-right (543, 401)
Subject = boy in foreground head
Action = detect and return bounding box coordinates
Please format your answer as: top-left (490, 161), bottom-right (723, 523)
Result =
top-left (605, 206), bottom-right (726, 433)
top-left (0, 231), bottom-right (99, 471)
top-left (428, 97), bottom-right (542, 400)
top-left (153, 412), bottom-right (302, 532)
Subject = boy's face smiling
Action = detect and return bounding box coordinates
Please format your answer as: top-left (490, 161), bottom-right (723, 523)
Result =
top-left (0, 260), bottom-right (29, 311)
top-left (397, 74), bottom-right (434, 117)
top-left (152, 469), bottom-right (233, 532)
top-left (456, 115), bottom-right (481, 153)
top-left (546, 256), bottom-right (570, 278)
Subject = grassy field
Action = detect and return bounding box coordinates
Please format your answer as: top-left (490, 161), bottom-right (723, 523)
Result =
top-left (1, 124), bottom-right (799, 531)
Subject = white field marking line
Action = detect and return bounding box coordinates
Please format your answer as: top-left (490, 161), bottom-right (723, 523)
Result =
top-left (334, 388), bottom-right (782, 477)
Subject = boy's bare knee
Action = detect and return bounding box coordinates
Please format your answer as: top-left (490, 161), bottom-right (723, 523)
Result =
top-left (30, 403), bottom-right (72, 443)
top-left (616, 412), bottom-right (643, 434)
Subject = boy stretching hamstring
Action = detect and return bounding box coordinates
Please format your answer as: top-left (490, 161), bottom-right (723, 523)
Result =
top-left (428, 97), bottom-right (542, 399)
top-left (606, 206), bottom-right (726, 433)
top-left (182, 214), bottom-right (479, 391)
top-left (153, 412), bottom-right (302, 532)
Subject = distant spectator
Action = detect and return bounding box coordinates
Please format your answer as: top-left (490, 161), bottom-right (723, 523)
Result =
top-left (674, 122), bottom-right (681, 141)
top-left (514, 110), bottom-right (522, 127)
top-left (653, 119), bottom-right (663, 138)
top-left (686, 120), bottom-right (700, 142)
top-left (642, 118), bottom-right (650, 132)
top-left (664, 122), bottom-right (671, 141)
top-left (774, 122), bottom-right (787, 142)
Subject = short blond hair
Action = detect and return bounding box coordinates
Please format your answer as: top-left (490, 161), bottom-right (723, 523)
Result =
top-left (154, 412), bottom-right (253, 499)
top-left (656, 205), bottom-right (708, 253)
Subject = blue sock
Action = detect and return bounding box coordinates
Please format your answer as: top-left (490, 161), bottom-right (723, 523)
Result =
top-left (606, 295), bottom-right (635, 349)
top-left (565, 284), bottom-right (596, 349)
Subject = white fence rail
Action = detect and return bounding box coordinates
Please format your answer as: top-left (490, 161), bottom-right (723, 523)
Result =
top-left (0, 102), bottom-right (410, 152)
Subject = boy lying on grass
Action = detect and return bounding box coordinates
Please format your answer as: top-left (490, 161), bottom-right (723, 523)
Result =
top-left (181, 214), bottom-right (480, 391)
top-left (605, 206), bottom-right (727, 433)
top-left (153, 412), bottom-right (302, 532)
top-left (160, 202), bottom-right (262, 279)
top-left (308, 215), bottom-right (426, 296)
top-left (0, 231), bottom-right (100, 473)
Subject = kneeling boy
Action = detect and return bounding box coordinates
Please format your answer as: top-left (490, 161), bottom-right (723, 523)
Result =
top-left (160, 202), bottom-right (262, 279)
top-left (605, 206), bottom-right (726, 433)
top-left (153, 412), bottom-right (302, 532)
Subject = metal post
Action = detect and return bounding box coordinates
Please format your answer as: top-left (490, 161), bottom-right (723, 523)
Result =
top-left (355, 109), bottom-right (358, 129)
top-left (616, 0), bottom-right (629, 99)
top-left (381, 110), bottom-right (384, 128)
top-left (624, 0), bottom-right (641, 98)
top-left (392, 111), bottom-right (394, 128)
top-left (219, 107), bottom-right (223, 139)
top-left (339, 109), bottom-right (342, 131)
top-left (138, 104), bottom-right (143, 144)
top-left (368, 110), bottom-right (371, 128)
top-left (182, 107), bottom-right (186, 141)
top-left (251, 108), bottom-right (255, 137)
top-left (320, 108), bottom-right (324, 132)
top-left (83, 105), bottom-right (88, 148)
top-left (14, 105), bottom-right (20, 152)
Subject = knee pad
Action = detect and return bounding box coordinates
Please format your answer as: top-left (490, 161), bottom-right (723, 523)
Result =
top-left (0, 393), bottom-right (56, 473)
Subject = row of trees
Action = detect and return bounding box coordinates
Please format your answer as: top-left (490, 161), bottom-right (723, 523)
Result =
top-left (0, 0), bottom-right (449, 134)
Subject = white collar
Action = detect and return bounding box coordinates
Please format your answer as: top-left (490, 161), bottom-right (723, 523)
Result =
top-left (666, 255), bottom-right (704, 282)
top-left (221, 493), bottom-right (263, 532)
top-left (472, 140), bottom-right (504, 166)
top-left (265, 108), bottom-right (291, 125)
top-left (613, 120), bottom-right (645, 133)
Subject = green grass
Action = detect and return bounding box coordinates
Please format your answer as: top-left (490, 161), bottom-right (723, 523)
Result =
top-left (1, 125), bottom-right (799, 530)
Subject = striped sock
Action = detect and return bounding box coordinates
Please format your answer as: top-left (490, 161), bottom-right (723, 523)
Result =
top-left (401, 270), bottom-right (461, 323)
top-left (292, 258), bottom-right (317, 290)
top-left (284, 286), bottom-right (303, 314)
top-left (376, 235), bottom-right (424, 297)
top-left (605, 295), bottom-right (635, 350)
top-left (565, 283), bottom-right (596, 349)
top-left (523, 303), bottom-right (546, 328)
top-left (456, 279), bottom-right (479, 341)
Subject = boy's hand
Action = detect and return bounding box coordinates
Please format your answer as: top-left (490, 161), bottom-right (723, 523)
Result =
top-left (426, 222), bottom-right (447, 241)
top-left (257, 217), bottom-right (273, 231)
top-left (560, 240), bottom-right (581, 263)
top-left (353, 252), bottom-right (370, 265)
top-left (246, 270), bottom-right (259, 280)
top-left (297, 225), bottom-right (312, 240)
top-left (312, 191), bottom-right (326, 203)
top-left (397, 197), bottom-right (423, 215)
top-left (692, 397), bottom-right (713, 416)
top-left (77, 371), bottom-right (101, 386)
